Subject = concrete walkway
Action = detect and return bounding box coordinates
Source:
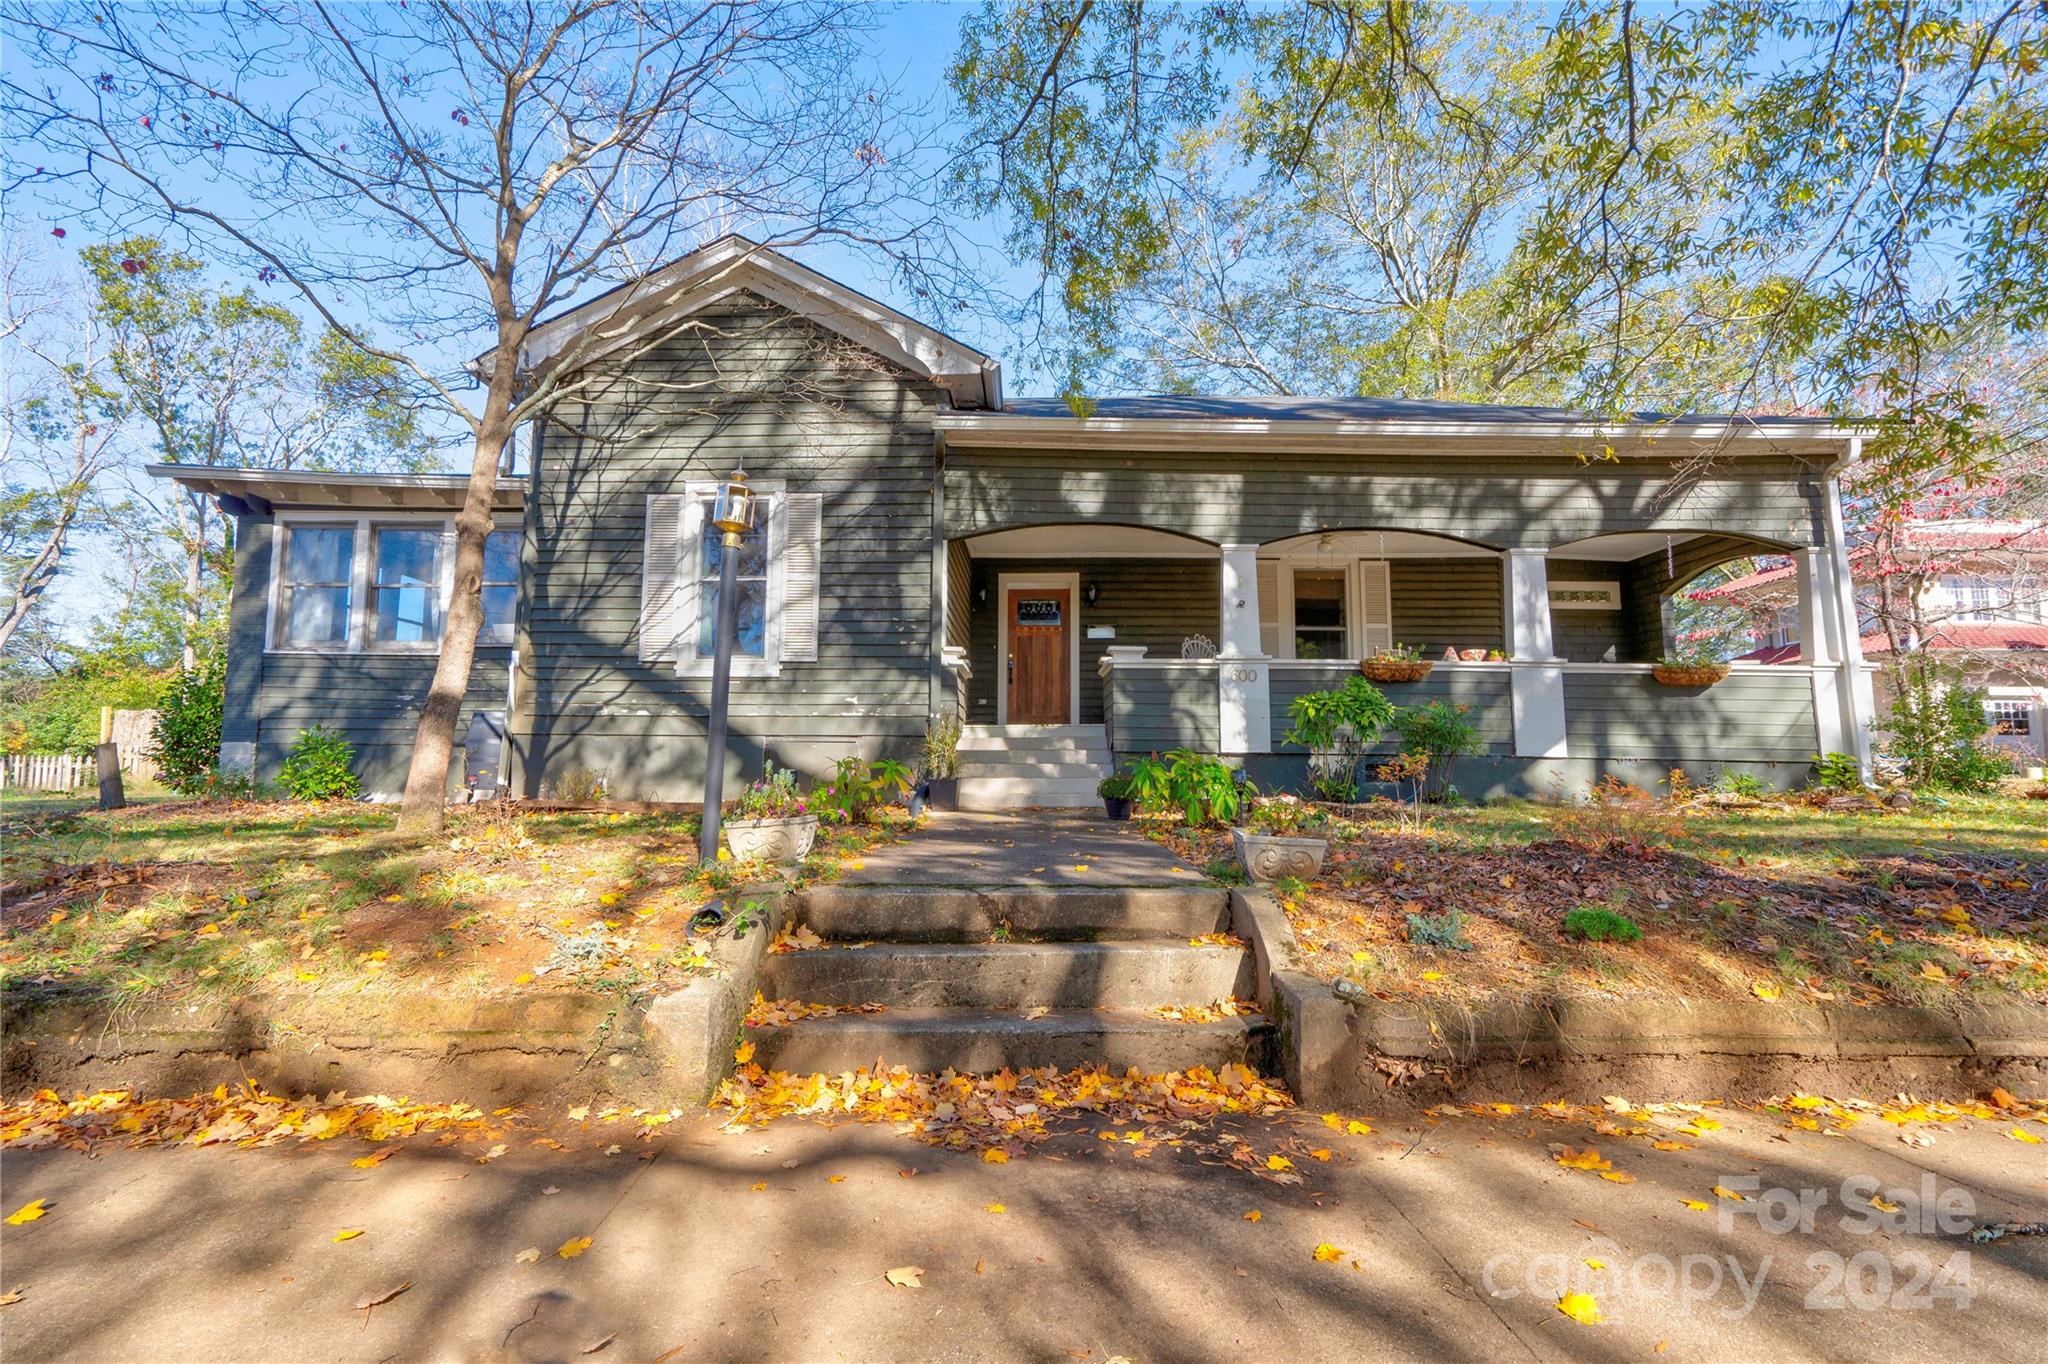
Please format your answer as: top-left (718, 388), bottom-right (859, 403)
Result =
top-left (4, 1102), bottom-right (2043, 1361)
top-left (849, 810), bottom-right (1205, 888)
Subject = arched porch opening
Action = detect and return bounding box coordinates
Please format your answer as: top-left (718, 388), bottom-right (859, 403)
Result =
top-left (1547, 531), bottom-right (1800, 663)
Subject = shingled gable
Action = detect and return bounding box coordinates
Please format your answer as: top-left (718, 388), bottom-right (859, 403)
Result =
top-left (499, 233), bottom-right (1002, 409)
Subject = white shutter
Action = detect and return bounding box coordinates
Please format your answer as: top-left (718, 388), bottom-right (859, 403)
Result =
top-left (780, 492), bottom-right (823, 662)
top-left (1256, 559), bottom-right (1280, 657)
top-left (1356, 559), bottom-right (1393, 656)
top-left (639, 494), bottom-right (687, 663)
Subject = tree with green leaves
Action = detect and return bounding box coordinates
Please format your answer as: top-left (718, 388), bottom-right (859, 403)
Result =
top-left (83, 238), bottom-right (430, 670)
top-left (948, 0), bottom-right (2045, 498)
top-left (5, 0), bottom-right (960, 835)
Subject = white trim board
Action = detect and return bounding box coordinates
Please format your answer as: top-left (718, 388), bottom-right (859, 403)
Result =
top-left (995, 571), bottom-right (1082, 725)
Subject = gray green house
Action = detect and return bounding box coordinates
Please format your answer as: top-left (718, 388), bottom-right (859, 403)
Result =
top-left (156, 236), bottom-right (1877, 807)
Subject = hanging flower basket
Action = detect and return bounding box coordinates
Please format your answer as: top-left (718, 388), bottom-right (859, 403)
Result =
top-left (1651, 663), bottom-right (1730, 687)
top-left (1360, 658), bottom-right (1433, 684)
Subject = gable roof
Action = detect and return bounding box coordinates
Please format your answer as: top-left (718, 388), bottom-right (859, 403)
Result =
top-left (506, 234), bottom-right (1002, 409)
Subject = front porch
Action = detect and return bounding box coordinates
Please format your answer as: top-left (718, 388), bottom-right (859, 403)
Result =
top-left (941, 523), bottom-right (1873, 795)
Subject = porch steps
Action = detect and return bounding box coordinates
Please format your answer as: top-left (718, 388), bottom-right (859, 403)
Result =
top-left (756, 883), bottom-right (1271, 1076)
top-left (956, 723), bottom-right (1111, 811)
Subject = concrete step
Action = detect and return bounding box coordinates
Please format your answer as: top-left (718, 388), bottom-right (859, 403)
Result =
top-left (954, 757), bottom-right (1110, 780)
top-left (958, 776), bottom-right (1105, 810)
top-left (762, 941), bottom-right (1254, 1010)
top-left (750, 1006), bottom-right (1273, 1075)
top-left (797, 885), bottom-right (1230, 942)
top-left (958, 727), bottom-right (1110, 754)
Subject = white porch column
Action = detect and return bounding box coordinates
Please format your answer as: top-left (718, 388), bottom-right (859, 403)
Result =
top-left (1822, 471), bottom-right (1875, 774)
top-left (1799, 547), bottom-right (1850, 757)
top-left (1503, 548), bottom-right (1567, 758)
top-left (1217, 543), bottom-right (1271, 755)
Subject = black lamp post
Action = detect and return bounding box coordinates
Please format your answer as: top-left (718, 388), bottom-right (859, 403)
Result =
top-left (699, 469), bottom-right (759, 864)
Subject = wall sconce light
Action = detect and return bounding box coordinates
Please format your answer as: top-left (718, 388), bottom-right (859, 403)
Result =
top-left (976, 584), bottom-right (987, 605)
top-left (1083, 582), bottom-right (1099, 608)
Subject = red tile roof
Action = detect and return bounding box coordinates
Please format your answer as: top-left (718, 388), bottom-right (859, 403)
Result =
top-left (1739, 624), bottom-right (2048, 662)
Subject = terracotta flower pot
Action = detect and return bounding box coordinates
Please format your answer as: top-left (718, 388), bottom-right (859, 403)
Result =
top-left (723, 814), bottom-right (819, 863)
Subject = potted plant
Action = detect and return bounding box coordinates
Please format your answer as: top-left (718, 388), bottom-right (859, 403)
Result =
top-left (722, 761), bottom-right (819, 863)
top-left (1232, 797), bottom-right (1331, 882)
top-left (1651, 647), bottom-right (1731, 687)
top-left (1097, 770), bottom-right (1136, 820)
top-left (1360, 641), bottom-right (1432, 684)
top-left (915, 714), bottom-right (961, 812)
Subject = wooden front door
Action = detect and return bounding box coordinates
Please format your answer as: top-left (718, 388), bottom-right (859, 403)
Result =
top-left (1006, 588), bottom-right (1070, 724)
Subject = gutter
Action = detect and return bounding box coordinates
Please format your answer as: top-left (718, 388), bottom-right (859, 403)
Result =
top-left (933, 413), bottom-right (1878, 452)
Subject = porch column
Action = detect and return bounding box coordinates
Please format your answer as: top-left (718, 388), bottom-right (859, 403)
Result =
top-left (1797, 547), bottom-right (1850, 757)
top-left (1217, 543), bottom-right (1271, 755)
top-left (1503, 548), bottom-right (1567, 758)
top-left (1822, 471), bottom-right (1876, 774)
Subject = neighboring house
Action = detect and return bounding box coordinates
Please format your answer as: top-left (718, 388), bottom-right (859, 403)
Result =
top-left (1702, 520), bottom-right (2048, 761)
top-left (155, 236), bottom-right (1882, 806)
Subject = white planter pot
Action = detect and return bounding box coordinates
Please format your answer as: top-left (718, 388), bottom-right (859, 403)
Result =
top-left (1231, 828), bottom-right (1328, 883)
top-left (723, 814), bottom-right (819, 864)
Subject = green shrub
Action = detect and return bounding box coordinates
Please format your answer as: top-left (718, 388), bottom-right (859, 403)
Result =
top-left (1393, 700), bottom-right (1484, 802)
top-left (1126, 750), bottom-right (1243, 826)
top-left (1812, 751), bottom-right (1863, 791)
top-left (1096, 771), bottom-right (1134, 800)
top-left (1242, 797), bottom-right (1328, 836)
top-left (1885, 656), bottom-right (2007, 792)
top-left (147, 653), bottom-right (227, 795)
top-left (1284, 675), bottom-right (1395, 801)
top-left (277, 725), bottom-right (360, 801)
top-left (1563, 905), bottom-right (1643, 943)
top-left (815, 756), bottom-right (914, 824)
top-left (1405, 909), bottom-right (1472, 951)
top-left (1716, 769), bottom-right (1768, 798)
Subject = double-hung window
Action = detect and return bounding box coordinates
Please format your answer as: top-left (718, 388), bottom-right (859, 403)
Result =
top-left (480, 529), bottom-right (521, 646)
top-left (270, 515), bottom-right (520, 652)
top-left (640, 484), bottom-right (823, 674)
top-left (371, 526), bottom-right (446, 645)
top-left (279, 523), bottom-right (356, 647)
top-left (694, 494), bottom-right (771, 661)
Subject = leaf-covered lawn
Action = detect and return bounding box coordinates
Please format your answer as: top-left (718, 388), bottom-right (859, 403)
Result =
top-left (1157, 793), bottom-right (2048, 1008)
top-left (0, 799), bottom-right (910, 1008)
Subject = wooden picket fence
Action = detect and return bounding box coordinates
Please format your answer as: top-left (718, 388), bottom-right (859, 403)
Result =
top-left (0, 752), bottom-right (92, 792)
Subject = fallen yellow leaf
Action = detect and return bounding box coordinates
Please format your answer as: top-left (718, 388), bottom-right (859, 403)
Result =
top-left (1712, 1184), bottom-right (1747, 1202)
top-left (1243, 1210), bottom-right (1262, 1223)
top-left (557, 1236), bottom-right (592, 1260)
top-left (749, 1181), bottom-right (767, 1192)
top-left (332, 1228), bottom-right (364, 1243)
top-left (1554, 1146), bottom-right (1612, 1172)
top-left (4, 1201), bottom-right (46, 1226)
top-left (1751, 981), bottom-right (1780, 1001)
top-left (983, 1149), bottom-right (1009, 1164)
top-left (1266, 1154), bottom-right (1293, 1171)
top-left (1680, 1199), bottom-right (1711, 1211)
top-left (1557, 1291), bottom-right (1603, 1325)
top-left (2008, 1128), bottom-right (2043, 1144)
top-left (1312, 1243), bottom-right (1345, 1263)
top-left (983, 1203), bottom-right (1006, 1214)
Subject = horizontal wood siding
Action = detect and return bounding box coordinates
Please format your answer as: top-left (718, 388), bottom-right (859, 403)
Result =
top-left (966, 558), bottom-right (1219, 724)
top-left (1108, 668), bottom-right (1221, 753)
top-left (1563, 671), bottom-right (1818, 761)
top-left (1389, 559), bottom-right (1502, 655)
top-left (225, 517), bottom-right (510, 792)
top-left (945, 449), bottom-right (1830, 549)
top-left (1545, 558), bottom-right (1628, 662)
top-left (521, 292), bottom-right (943, 797)
top-left (1269, 665), bottom-right (1514, 754)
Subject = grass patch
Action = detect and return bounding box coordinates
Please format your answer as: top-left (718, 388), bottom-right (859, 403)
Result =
top-left (0, 799), bottom-right (913, 1009)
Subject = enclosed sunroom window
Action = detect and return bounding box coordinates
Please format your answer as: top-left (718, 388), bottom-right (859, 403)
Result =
top-left (280, 523), bottom-right (355, 646)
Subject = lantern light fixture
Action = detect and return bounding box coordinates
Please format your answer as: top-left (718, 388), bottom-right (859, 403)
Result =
top-left (1083, 581), bottom-right (1099, 608)
top-left (710, 468), bottom-right (758, 541)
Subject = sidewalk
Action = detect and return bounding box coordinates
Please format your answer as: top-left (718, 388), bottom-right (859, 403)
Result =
top-left (844, 810), bottom-right (1206, 887)
top-left (4, 1098), bottom-right (2042, 1361)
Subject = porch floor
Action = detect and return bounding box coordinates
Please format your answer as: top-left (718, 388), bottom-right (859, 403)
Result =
top-left (847, 810), bottom-right (1204, 887)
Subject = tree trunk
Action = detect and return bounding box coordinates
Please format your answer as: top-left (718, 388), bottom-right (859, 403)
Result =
top-left (395, 396), bottom-right (512, 838)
